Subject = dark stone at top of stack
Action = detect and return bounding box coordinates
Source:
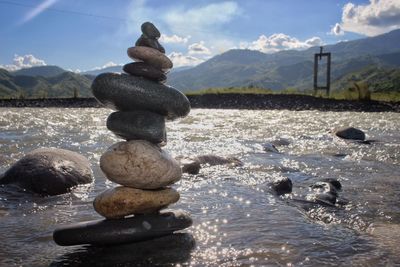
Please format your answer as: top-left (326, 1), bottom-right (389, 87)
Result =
top-left (141, 22), bottom-right (160, 39)
top-left (135, 35), bottom-right (165, 54)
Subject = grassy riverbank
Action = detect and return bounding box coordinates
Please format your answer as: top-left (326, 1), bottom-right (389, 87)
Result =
top-left (185, 86), bottom-right (400, 102)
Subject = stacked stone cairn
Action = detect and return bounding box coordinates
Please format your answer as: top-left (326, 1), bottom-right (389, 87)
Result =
top-left (53, 22), bottom-right (192, 246)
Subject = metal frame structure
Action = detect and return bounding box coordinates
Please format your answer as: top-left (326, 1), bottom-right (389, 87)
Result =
top-left (313, 46), bottom-right (331, 96)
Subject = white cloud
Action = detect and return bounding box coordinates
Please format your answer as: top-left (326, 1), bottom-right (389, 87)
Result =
top-left (241, 34), bottom-right (323, 53)
top-left (119, 1), bottom-right (242, 57)
top-left (336, 0), bottom-right (400, 36)
top-left (91, 61), bottom-right (120, 71)
top-left (188, 41), bottom-right (211, 55)
top-left (163, 1), bottom-right (241, 36)
top-left (159, 34), bottom-right (190, 44)
top-left (168, 52), bottom-right (204, 67)
top-left (0, 54), bottom-right (46, 71)
top-left (330, 23), bottom-right (345, 36)
top-left (20, 0), bottom-right (59, 24)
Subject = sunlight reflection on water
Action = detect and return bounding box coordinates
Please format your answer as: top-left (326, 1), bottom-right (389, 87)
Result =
top-left (0, 108), bottom-right (399, 266)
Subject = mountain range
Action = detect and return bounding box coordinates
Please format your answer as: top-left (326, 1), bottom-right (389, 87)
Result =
top-left (168, 29), bottom-right (400, 92)
top-left (1, 29), bottom-right (400, 98)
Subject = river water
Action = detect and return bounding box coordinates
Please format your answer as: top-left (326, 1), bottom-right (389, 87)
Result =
top-left (0, 108), bottom-right (399, 266)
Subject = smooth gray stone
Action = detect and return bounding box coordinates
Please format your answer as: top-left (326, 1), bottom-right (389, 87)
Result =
top-left (141, 21), bottom-right (160, 39)
top-left (107, 110), bottom-right (166, 144)
top-left (135, 35), bottom-right (165, 54)
top-left (53, 210), bottom-right (192, 246)
top-left (0, 148), bottom-right (93, 196)
top-left (335, 127), bottom-right (365, 140)
top-left (91, 73), bottom-right (190, 120)
top-left (123, 62), bottom-right (166, 82)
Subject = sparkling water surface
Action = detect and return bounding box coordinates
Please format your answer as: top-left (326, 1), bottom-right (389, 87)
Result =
top-left (0, 108), bottom-right (399, 266)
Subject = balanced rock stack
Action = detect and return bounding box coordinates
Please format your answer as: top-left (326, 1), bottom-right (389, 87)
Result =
top-left (53, 22), bottom-right (192, 246)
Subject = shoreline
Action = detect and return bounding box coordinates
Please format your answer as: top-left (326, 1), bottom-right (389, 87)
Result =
top-left (0, 94), bottom-right (399, 112)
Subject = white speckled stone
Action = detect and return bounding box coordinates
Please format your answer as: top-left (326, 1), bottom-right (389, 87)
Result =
top-left (100, 140), bottom-right (182, 189)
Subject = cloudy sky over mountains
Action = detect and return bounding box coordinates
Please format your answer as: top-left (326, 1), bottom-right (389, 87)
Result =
top-left (0, 0), bottom-right (399, 71)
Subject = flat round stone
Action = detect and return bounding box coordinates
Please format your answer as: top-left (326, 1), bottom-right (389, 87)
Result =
top-left (53, 210), bottom-right (192, 246)
top-left (123, 62), bottom-right (166, 82)
top-left (100, 140), bottom-right (182, 189)
top-left (141, 22), bottom-right (161, 39)
top-left (91, 73), bottom-right (190, 120)
top-left (135, 35), bottom-right (165, 54)
top-left (107, 110), bottom-right (166, 144)
top-left (94, 186), bottom-right (180, 219)
top-left (127, 46), bottom-right (172, 71)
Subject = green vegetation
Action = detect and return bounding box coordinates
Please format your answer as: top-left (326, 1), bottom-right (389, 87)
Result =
top-left (186, 84), bottom-right (400, 102)
top-left (185, 65), bottom-right (400, 102)
top-left (185, 86), bottom-right (274, 95)
top-left (0, 68), bottom-right (94, 99)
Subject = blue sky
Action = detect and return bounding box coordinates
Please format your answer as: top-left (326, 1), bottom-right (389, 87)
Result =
top-left (1, 0), bottom-right (399, 72)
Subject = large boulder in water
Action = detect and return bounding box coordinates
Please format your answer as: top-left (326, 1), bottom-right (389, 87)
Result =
top-left (334, 127), bottom-right (366, 140)
top-left (0, 148), bottom-right (93, 196)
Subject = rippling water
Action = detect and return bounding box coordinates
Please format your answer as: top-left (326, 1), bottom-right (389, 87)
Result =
top-left (0, 108), bottom-right (399, 266)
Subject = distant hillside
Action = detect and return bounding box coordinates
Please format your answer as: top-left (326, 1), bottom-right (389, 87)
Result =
top-left (83, 65), bottom-right (122, 76)
top-left (13, 65), bottom-right (66, 78)
top-left (169, 29), bottom-right (400, 91)
top-left (332, 66), bottom-right (400, 93)
top-left (0, 69), bottom-right (92, 98)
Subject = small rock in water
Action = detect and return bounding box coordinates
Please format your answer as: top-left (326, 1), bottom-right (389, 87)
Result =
top-left (127, 46), bottom-right (173, 71)
top-left (195, 155), bottom-right (243, 166)
top-left (94, 186), bottom-right (180, 219)
top-left (314, 192), bottom-right (337, 206)
top-left (53, 210), bottom-right (192, 246)
top-left (178, 157), bottom-right (201, 175)
top-left (91, 73), bottom-right (190, 120)
top-left (100, 140), bottom-right (182, 189)
top-left (263, 143), bottom-right (280, 153)
top-left (107, 110), bottom-right (166, 144)
top-left (320, 178), bottom-right (342, 191)
top-left (270, 177), bottom-right (292, 195)
top-left (135, 35), bottom-right (165, 54)
top-left (270, 138), bottom-right (291, 146)
top-left (334, 127), bottom-right (366, 140)
top-left (141, 21), bottom-right (161, 39)
top-left (0, 148), bottom-right (93, 196)
top-left (123, 62), bottom-right (167, 82)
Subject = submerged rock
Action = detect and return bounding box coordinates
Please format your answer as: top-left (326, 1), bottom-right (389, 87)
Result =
top-left (269, 177), bottom-right (292, 195)
top-left (270, 138), bottom-right (291, 147)
top-left (262, 143), bottom-right (280, 153)
top-left (53, 210), bottom-right (192, 246)
top-left (195, 155), bottom-right (243, 167)
top-left (177, 157), bottom-right (201, 175)
top-left (0, 148), bottom-right (93, 196)
top-left (335, 127), bottom-right (366, 140)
